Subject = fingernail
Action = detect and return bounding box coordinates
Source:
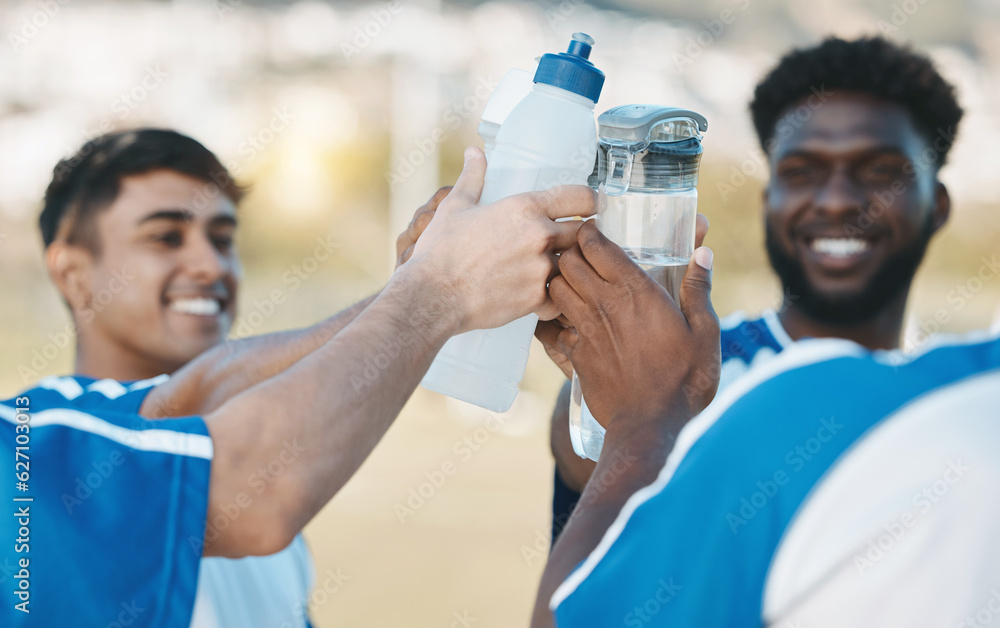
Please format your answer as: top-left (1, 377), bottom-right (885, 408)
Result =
top-left (464, 147), bottom-right (476, 162)
top-left (695, 247), bottom-right (713, 271)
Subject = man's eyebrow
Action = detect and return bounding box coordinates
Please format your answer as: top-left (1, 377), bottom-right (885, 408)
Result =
top-left (137, 209), bottom-right (195, 225)
top-left (137, 210), bottom-right (238, 227)
top-left (775, 145), bottom-right (909, 162)
top-left (209, 215), bottom-right (238, 228)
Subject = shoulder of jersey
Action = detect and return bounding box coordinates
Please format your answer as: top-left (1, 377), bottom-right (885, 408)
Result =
top-left (2, 374), bottom-right (168, 409)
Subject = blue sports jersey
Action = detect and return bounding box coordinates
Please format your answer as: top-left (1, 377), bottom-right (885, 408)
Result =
top-left (551, 310), bottom-right (790, 541)
top-left (0, 375), bottom-right (212, 627)
top-left (551, 332), bottom-right (1000, 626)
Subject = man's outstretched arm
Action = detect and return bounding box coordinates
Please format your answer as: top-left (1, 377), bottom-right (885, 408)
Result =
top-left (198, 149), bottom-right (595, 557)
top-left (141, 187), bottom-right (451, 419)
top-left (531, 223), bottom-right (719, 627)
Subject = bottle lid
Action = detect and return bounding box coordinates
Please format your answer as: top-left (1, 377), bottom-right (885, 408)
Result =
top-left (595, 105), bottom-right (708, 193)
top-left (597, 105), bottom-right (707, 141)
top-left (533, 33), bottom-right (605, 103)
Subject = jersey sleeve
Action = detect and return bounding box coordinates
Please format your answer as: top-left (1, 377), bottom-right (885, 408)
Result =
top-left (0, 398), bottom-right (212, 628)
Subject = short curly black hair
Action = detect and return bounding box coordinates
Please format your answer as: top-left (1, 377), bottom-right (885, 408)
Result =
top-left (40, 128), bottom-right (246, 252)
top-left (750, 36), bottom-right (963, 165)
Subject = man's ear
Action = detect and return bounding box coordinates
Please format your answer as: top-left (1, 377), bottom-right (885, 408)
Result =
top-left (931, 182), bottom-right (951, 234)
top-left (45, 242), bottom-right (94, 313)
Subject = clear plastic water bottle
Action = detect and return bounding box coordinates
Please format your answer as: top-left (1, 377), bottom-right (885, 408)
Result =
top-left (421, 33), bottom-right (605, 413)
top-left (569, 105), bottom-right (708, 460)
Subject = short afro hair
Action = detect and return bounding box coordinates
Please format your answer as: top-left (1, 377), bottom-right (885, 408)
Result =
top-left (40, 128), bottom-right (246, 252)
top-left (750, 36), bottom-right (963, 164)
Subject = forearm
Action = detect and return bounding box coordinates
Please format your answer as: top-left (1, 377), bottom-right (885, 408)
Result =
top-left (202, 266), bottom-right (457, 557)
top-left (533, 423), bottom-right (676, 628)
top-left (142, 293), bottom-right (377, 417)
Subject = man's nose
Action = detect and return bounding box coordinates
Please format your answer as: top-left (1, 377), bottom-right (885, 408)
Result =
top-left (812, 166), bottom-right (866, 219)
top-left (181, 234), bottom-right (229, 283)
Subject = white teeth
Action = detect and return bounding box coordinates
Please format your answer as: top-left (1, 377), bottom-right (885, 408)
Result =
top-left (811, 237), bottom-right (870, 258)
top-left (168, 298), bottom-right (221, 316)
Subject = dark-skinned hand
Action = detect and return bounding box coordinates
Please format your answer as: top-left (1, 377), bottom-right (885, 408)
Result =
top-left (535, 213), bottom-right (711, 380)
top-left (547, 220), bottom-right (721, 436)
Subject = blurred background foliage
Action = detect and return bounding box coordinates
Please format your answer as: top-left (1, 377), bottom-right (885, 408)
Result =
top-left (2, 0), bottom-right (999, 625)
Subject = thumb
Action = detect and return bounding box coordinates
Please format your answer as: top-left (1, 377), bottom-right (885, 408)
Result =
top-left (443, 147), bottom-right (487, 211)
top-left (679, 246), bottom-right (718, 336)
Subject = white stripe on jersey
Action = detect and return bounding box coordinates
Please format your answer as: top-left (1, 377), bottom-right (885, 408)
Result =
top-left (0, 404), bottom-right (213, 460)
top-left (761, 309), bottom-right (793, 347)
top-left (129, 374), bottom-right (170, 391)
top-left (38, 376), bottom-right (85, 400)
top-left (33, 374), bottom-right (169, 400)
top-left (86, 379), bottom-right (129, 399)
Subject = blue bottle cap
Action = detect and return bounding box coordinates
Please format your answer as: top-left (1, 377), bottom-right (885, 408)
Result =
top-left (533, 33), bottom-right (605, 103)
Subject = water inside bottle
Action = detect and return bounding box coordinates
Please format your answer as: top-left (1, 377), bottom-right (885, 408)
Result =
top-left (567, 250), bottom-right (689, 461)
top-left (569, 369), bottom-right (605, 459)
top-left (630, 251), bottom-right (688, 303)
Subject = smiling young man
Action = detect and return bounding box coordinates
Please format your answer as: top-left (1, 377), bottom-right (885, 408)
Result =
top-left (539, 36), bottom-right (965, 534)
top-left (40, 135), bottom-right (243, 382)
top-left (2, 129), bottom-right (536, 627)
top-left (531, 221), bottom-right (1000, 628)
top-left (35, 129), bottom-right (331, 627)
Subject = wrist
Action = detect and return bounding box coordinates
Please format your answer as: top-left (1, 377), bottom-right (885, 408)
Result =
top-left (583, 421), bottom-right (678, 501)
top-left (388, 260), bottom-right (465, 343)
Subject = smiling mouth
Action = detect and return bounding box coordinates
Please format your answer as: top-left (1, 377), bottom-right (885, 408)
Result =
top-left (167, 297), bottom-right (224, 317)
top-left (808, 237), bottom-right (872, 258)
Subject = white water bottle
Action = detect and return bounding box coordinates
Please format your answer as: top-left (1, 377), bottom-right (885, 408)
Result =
top-left (421, 33), bottom-right (606, 412)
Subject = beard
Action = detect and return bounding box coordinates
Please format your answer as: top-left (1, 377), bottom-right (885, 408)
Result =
top-left (765, 216), bottom-right (934, 326)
